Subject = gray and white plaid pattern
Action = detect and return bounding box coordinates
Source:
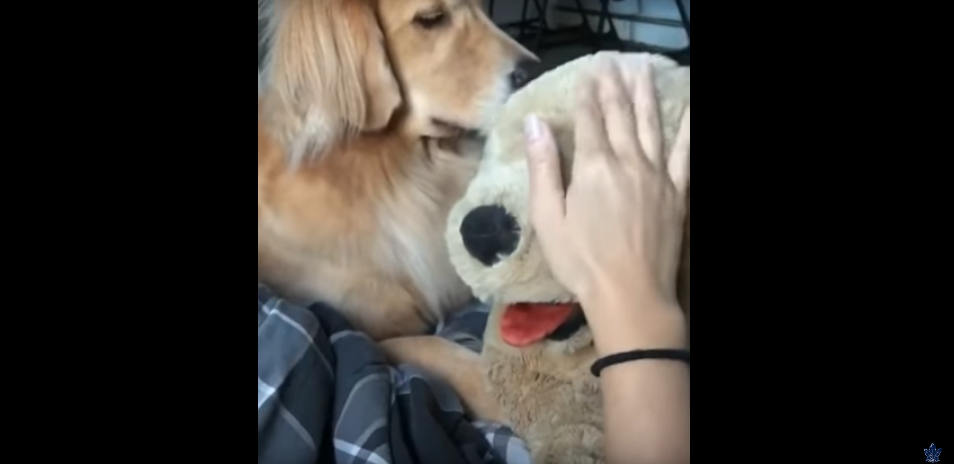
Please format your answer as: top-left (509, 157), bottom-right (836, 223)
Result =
top-left (473, 421), bottom-right (532, 464)
top-left (258, 284), bottom-right (528, 464)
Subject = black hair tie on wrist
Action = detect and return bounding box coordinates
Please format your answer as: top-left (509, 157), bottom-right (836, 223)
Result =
top-left (591, 349), bottom-right (690, 377)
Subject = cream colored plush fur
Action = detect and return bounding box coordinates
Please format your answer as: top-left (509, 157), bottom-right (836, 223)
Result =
top-left (381, 51), bottom-right (690, 464)
top-left (444, 51), bottom-right (691, 464)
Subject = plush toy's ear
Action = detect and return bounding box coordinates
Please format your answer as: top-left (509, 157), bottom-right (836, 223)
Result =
top-left (259, 0), bottom-right (403, 165)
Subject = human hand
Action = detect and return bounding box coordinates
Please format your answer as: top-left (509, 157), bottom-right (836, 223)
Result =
top-left (523, 57), bottom-right (690, 336)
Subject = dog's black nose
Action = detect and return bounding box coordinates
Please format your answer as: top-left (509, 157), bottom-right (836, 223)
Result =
top-left (509, 59), bottom-right (538, 90)
top-left (460, 205), bottom-right (521, 266)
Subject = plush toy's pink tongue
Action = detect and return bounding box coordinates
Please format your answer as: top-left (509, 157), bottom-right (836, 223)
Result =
top-left (500, 303), bottom-right (575, 347)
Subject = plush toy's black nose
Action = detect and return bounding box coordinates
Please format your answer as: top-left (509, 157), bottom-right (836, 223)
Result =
top-left (460, 205), bottom-right (521, 266)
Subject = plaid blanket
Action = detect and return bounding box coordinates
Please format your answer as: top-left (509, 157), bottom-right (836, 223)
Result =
top-left (258, 284), bottom-right (531, 464)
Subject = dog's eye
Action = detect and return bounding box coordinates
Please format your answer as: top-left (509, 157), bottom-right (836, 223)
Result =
top-left (413, 10), bottom-right (448, 29)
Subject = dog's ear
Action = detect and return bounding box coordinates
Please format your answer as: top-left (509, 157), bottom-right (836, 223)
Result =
top-left (260, 0), bottom-right (403, 165)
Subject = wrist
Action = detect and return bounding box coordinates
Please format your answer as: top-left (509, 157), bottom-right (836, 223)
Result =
top-left (580, 285), bottom-right (687, 356)
top-left (591, 312), bottom-right (687, 357)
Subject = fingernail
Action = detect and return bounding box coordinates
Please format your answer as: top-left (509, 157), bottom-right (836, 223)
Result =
top-left (524, 114), bottom-right (543, 142)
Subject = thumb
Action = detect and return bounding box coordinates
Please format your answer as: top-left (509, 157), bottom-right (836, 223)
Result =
top-left (524, 114), bottom-right (566, 230)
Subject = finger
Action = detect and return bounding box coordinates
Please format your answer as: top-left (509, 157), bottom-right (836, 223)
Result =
top-left (524, 114), bottom-right (566, 231)
top-left (598, 59), bottom-right (644, 165)
top-left (668, 107), bottom-right (690, 194)
top-left (573, 68), bottom-right (612, 170)
top-left (633, 63), bottom-right (664, 168)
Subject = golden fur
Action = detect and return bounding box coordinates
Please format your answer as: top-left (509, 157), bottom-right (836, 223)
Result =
top-left (257, 0), bottom-right (534, 339)
top-left (383, 52), bottom-right (691, 463)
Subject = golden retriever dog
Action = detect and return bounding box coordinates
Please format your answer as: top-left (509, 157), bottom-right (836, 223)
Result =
top-left (258, 0), bottom-right (536, 340)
